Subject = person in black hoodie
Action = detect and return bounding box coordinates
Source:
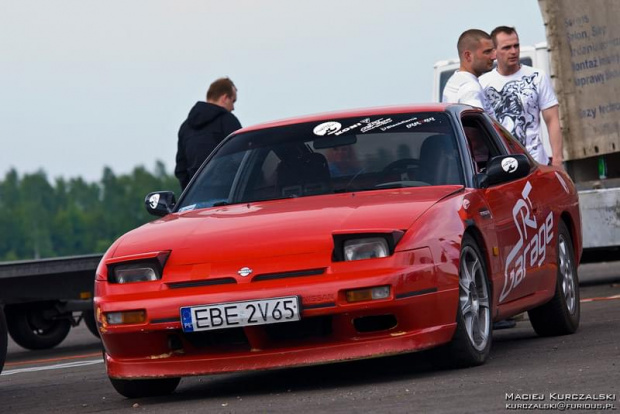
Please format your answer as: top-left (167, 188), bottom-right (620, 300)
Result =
top-left (175, 77), bottom-right (242, 190)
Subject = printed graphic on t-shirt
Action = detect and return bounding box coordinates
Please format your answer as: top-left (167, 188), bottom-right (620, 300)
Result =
top-left (485, 73), bottom-right (538, 146)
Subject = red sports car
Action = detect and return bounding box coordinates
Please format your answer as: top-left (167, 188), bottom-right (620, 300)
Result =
top-left (95, 104), bottom-right (581, 398)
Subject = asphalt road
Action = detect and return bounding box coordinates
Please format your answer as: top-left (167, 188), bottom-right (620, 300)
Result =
top-left (2, 262), bottom-right (619, 414)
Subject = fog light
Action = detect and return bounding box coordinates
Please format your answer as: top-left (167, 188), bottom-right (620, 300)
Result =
top-left (346, 286), bottom-right (391, 303)
top-left (105, 310), bottom-right (146, 325)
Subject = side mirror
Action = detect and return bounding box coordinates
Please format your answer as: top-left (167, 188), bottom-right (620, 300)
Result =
top-left (145, 191), bottom-right (176, 217)
top-left (478, 154), bottom-right (531, 188)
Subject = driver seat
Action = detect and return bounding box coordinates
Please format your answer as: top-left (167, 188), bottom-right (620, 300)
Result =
top-left (276, 152), bottom-right (332, 197)
top-left (418, 135), bottom-right (461, 185)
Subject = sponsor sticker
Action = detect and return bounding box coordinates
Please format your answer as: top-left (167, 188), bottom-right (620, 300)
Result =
top-left (360, 118), bottom-right (393, 133)
top-left (313, 121), bottom-right (342, 136)
top-left (406, 116), bottom-right (436, 129)
top-left (501, 157), bottom-right (518, 173)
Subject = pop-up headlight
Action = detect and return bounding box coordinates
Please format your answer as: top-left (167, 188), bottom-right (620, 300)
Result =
top-left (344, 238), bottom-right (389, 261)
top-left (332, 231), bottom-right (404, 262)
top-left (107, 251), bottom-right (170, 284)
top-left (112, 263), bottom-right (160, 284)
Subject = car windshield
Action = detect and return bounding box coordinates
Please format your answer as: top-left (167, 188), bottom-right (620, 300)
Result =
top-left (178, 112), bottom-right (462, 211)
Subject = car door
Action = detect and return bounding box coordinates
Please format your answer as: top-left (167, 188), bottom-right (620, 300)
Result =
top-left (462, 114), bottom-right (550, 304)
top-left (485, 120), bottom-right (553, 303)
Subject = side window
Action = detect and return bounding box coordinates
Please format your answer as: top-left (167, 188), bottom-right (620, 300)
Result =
top-left (461, 115), bottom-right (501, 173)
top-left (492, 121), bottom-right (531, 158)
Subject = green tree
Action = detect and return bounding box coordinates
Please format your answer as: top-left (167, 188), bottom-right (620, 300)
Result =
top-left (0, 161), bottom-right (181, 261)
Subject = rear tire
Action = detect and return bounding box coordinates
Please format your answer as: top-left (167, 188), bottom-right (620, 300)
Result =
top-left (110, 377), bottom-right (181, 398)
top-left (5, 304), bottom-right (71, 350)
top-left (0, 306), bottom-right (8, 374)
top-left (434, 234), bottom-right (491, 367)
top-left (528, 221), bottom-right (580, 336)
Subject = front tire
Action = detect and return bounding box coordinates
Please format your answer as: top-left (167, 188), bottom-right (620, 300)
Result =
top-left (110, 377), bottom-right (181, 398)
top-left (434, 234), bottom-right (492, 367)
top-left (528, 221), bottom-right (580, 336)
top-left (5, 304), bottom-right (71, 350)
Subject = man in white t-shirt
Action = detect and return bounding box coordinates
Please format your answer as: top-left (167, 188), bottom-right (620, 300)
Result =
top-left (480, 26), bottom-right (563, 167)
top-left (442, 29), bottom-right (496, 118)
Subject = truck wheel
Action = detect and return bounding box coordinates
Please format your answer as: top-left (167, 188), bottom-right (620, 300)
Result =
top-left (528, 221), bottom-right (580, 336)
top-left (82, 310), bottom-right (100, 338)
top-left (110, 377), bottom-right (181, 398)
top-left (0, 306), bottom-right (7, 373)
top-left (5, 304), bottom-right (71, 350)
top-left (433, 234), bottom-right (492, 367)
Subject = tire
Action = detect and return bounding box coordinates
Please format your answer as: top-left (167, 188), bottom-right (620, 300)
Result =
top-left (82, 310), bottom-right (100, 338)
top-left (109, 377), bottom-right (181, 398)
top-left (0, 306), bottom-right (7, 374)
top-left (528, 221), bottom-right (580, 336)
top-left (5, 304), bottom-right (72, 350)
top-left (434, 234), bottom-right (492, 368)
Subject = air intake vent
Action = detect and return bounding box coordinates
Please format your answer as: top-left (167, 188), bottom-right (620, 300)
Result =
top-left (167, 277), bottom-right (236, 289)
top-left (253, 268), bottom-right (326, 282)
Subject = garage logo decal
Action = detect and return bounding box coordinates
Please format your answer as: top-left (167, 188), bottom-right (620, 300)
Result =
top-left (500, 181), bottom-right (553, 302)
top-left (148, 194), bottom-right (160, 209)
top-left (501, 157), bottom-right (518, 173)
top-left (555, 171), bottom-right (570, 193)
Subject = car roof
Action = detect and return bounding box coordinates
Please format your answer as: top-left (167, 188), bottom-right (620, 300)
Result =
top-left (236, 103), bottom-right (462, 133)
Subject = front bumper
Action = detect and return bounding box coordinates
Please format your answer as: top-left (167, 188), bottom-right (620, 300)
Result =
top-left (96, 249), bottom-right (459, 379)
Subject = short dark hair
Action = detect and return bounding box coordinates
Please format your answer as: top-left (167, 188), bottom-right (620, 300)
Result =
top-left (206, 77), bottom-right (236, 101)
top-left (457, 29), bottom-right (491, 57)
top-left (490, 26), bottom-right (518, 46)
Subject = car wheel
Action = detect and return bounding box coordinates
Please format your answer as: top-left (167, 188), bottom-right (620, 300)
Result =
top-left (434, 234), bottom-right (491, 367)
top-left (109, 377), bottom-right (181, 398)
top-left (528, 221), bottom-right (580, 336)
top-left (82, 310), bottom-right (100, 338)
top-left (5, 304), bottom-right (72, 350)
top-left (0, 306), bottom-right (7, 374)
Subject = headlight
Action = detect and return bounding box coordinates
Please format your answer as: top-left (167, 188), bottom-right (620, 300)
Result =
top-left (344, 237), bottom-right (389, 261)
top-left (109, 262), bottom-right (161, 284)
top-left (332, 231), bottom-right (403, 262)
top-left (106, 251), bottom-right (170, 284)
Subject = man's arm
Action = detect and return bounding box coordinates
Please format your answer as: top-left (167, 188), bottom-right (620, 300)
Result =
top-left (542, 105), bottom-right (563, 167)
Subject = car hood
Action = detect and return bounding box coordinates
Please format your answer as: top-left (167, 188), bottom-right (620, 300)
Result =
top-left (113, 187), bottom-right (462, 264)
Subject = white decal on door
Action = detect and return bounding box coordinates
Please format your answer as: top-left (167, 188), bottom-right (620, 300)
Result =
top-left (500, 181), bottom-right (554, 302)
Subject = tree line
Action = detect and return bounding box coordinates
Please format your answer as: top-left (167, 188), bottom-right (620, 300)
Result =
top-left (0, 162), bottom-right (181, 261)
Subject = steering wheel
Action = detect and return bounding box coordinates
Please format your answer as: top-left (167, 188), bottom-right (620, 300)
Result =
top-left (381, 158), bottom-right (419, 178)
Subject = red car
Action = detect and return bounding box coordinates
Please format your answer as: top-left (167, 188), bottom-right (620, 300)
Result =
top-left (95, 104), bottom-right (581, 398)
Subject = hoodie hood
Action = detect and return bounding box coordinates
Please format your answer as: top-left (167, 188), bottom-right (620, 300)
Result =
top-left (186, 102), bottom-right (228, 129)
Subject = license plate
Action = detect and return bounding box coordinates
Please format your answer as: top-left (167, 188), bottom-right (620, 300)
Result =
top-left (180, 296), bottom-right (301, 333)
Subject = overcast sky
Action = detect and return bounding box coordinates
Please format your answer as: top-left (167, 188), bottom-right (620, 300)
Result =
top-left (1, 0), bottom-right (547, 183)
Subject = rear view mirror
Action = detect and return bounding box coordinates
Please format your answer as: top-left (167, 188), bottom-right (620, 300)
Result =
top-left (145, 191), bottom-right (176, 217)
top-left (313, 135), bottom-right (357, 150)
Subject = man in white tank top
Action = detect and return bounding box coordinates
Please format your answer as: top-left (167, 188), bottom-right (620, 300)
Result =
top-left (442, 29), bottom-right (496, 118)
